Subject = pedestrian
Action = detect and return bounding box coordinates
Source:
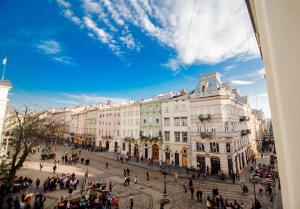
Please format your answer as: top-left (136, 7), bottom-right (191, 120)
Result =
top-left (231, 172), bottom-right (236, 184)
top-left (146, 171), bottom-right (150, 181)
top-left (36, 178), bottom-right (41, 190)
top-left (174, 172), bottom-right (178, 182)
top-left (189, 178), bottom-right (194, 199)
top-left (53, 164), bottom-right (57, 173)
top-left (40, 163), bottom-right (43, 172)
top-left (134, 176), bottom-right (137, 184)
top-left (160, 202), bottom-right (165, 209)
top-left (141, 155), bottom-right (144, 163)
top-left (130, 194), bottom-right (133, 209)
top-left (105, 162), bottom-right (109, 169)
top-left (13, 197), bottom-right (20, 209)
top-left (183, 180), bottom-right (187, 193)
top-left (196, 185), bottom-right (203, 202)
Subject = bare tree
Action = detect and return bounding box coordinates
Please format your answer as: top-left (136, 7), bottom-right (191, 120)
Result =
top-left (0, 107), bottom-right (67, 202)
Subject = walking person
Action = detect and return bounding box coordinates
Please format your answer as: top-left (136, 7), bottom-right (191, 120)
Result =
top-left (53, 164), bottom-right (57, 173)
top-left (196, 184), bottom-right (203, 202)
top-left (105, 162), bottom-right (109, 169)
top-left (36, 178), bottom-right (41, 190)
top-left (40, 163), bottom-right (43, 172)
top-left (183, 180), bottom-right (187, 193)
top-left (146, 171), bottom-right (150, 181)
top-left (129, 194), bottom-right (133, 209)
top-left (189, 178), bottom-right (194, 199)
top-left (134, 176), bottom-right (137, 184)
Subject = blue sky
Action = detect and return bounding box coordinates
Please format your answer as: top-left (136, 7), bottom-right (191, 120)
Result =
top-left (0, 0), bottom-right (271, 117)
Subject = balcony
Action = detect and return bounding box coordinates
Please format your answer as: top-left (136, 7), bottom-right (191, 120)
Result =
top-left (200, 132), bottom-right (215, 138)
top-left (240, 116), bottom-right (250, 122)
top-left (241, 129), bottom-right (251, 136)
top-left (199, 114), bottom-right (211, 122)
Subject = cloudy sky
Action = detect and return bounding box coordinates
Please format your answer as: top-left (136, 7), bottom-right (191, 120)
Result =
top-left (0, 0), bottom-right (271, 117)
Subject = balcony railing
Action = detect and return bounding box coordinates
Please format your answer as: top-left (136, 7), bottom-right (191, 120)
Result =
top-left (240, 116), bottom-right (250, 122)
top-left (199, 114), bottom-right (211, 122)
top-left (241, 129), bottom-right (251, 136)
top-left (200, 132), bottom-right (215, 138)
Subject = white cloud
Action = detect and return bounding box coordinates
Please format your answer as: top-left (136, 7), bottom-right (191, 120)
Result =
top-left (224, 65), bottom-right (237, 72)
top-left (56, 0), bottom-right (71, 8)
top-left (36, 40), bottom-right (61, 54)
top-left (83, 16), bottom-right (111, 44)
top-left (36, 40), bottom-right (74, 64)
top-left (63, 93), bottom-right (125, 104)
top-left (56, 0), bottom-right (259, 67)
top-left (163, 58), bottom-right (184, 72)
top-left (53, 56), bottom-right (73, 64)
top-left (53, 99), bottom-right (79, 105)
top-left (231, 80), bottom-right (254, 85)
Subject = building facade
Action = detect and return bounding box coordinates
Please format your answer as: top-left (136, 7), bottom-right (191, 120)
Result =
top-left (161, 92), bottom-right (191, 167)
top-left (96, 105), bottom-right (121, 152)
top-left (189, 73), bottom-right (256, 176)
top-left (120, 102), bottom-right (140, 156)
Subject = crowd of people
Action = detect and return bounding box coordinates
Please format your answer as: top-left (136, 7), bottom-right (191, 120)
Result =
top-left (43, 173), bottom-right (79, 194)
top-left (55, 180), bottom-right (121, 209)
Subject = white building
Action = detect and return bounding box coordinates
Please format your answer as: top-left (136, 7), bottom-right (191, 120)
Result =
top-left (85, 107), bottom-right (98, 146)
top-left (0, 80), bottom-right (12, 159)
top-left (120, 101), bottom-right (140, 156)
top-left (189, 73), bottom-right (257, 175)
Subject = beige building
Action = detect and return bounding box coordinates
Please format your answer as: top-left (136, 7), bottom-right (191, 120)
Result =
top-left (161, 92), bottom-right (191, 167)
top-left (97, 104), bottom-right (121, 152)
top-left (84, 107), bottom-right (98, 146)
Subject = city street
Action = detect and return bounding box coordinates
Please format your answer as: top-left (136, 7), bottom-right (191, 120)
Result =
top-left (12, 144), bottom-right (277, 209)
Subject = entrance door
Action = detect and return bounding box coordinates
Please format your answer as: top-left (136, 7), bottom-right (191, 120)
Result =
top-left (105, 141), bottom-right (109, 151)
top-left (152, 144), bottom-right (159, 162)
top-left (197, 155), bottom-right (206, 173)
top-left (175, 153), bottom-right (179, 166)
top-left (211, 157), bottom-right (221, 175)
top-left (145, 147), bottom-right (148, 159)
top-left (165, 152), bottom-right (170, 164)
top-left (228, 158), bottom-right (233, 175)
top-left (182, 154), bottom-right (188, 167)
top-left (114, 142), bottom-right (118, 153)
top-left (128, 143), bottom-right (131, 155)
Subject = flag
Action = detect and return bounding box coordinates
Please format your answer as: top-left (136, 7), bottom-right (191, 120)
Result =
top-left (2, 57), bottom-right (7, 65)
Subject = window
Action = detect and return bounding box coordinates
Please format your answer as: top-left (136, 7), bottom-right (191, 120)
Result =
top-left (175, 132), bottom-right (180, 142)
top-left (182, 132), bottom-right (188, 142)
top-left (165, 131), bottom-right (170, 141)
top-left (144, 119), bottom-right (146, 124)
top-left (196, 142), bottom-right (205, 151)
top-left (225, 122), bottom-right (229, 133)
top-left (226, 143), bottom-right (231, 152)
top-left (122, 143), bottom-right (125, 151)
top-left (181, 117), bottom-right (188, 126)
top-left (174, 117), bottom-right (180, 126)
top-left (156, 118), bottom-right (159, 124)
top-left (164, 118), bottom-right (170, 126)
top-left (210, 142), bottom-right (219, 152)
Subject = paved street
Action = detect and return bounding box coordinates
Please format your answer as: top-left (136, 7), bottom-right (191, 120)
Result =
top-left (12, 144), bottom-right (277, 209)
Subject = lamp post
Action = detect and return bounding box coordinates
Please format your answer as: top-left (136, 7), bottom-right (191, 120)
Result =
top-left (160, 166), bottom-right (170, 204)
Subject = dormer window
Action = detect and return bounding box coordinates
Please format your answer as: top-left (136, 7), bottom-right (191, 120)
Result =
top-left (202, 85), bottom-right (205, 93)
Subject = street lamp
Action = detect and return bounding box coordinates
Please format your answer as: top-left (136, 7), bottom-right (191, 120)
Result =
top-left (160, 166), bottom-right (170, 204)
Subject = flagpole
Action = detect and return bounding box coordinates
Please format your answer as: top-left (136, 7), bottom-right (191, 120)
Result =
top-left (2, 58), bottom-right (7, 80)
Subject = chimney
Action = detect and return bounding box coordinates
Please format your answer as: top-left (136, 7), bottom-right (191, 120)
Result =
top-left (180, 90), bottom-right (187, 96)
